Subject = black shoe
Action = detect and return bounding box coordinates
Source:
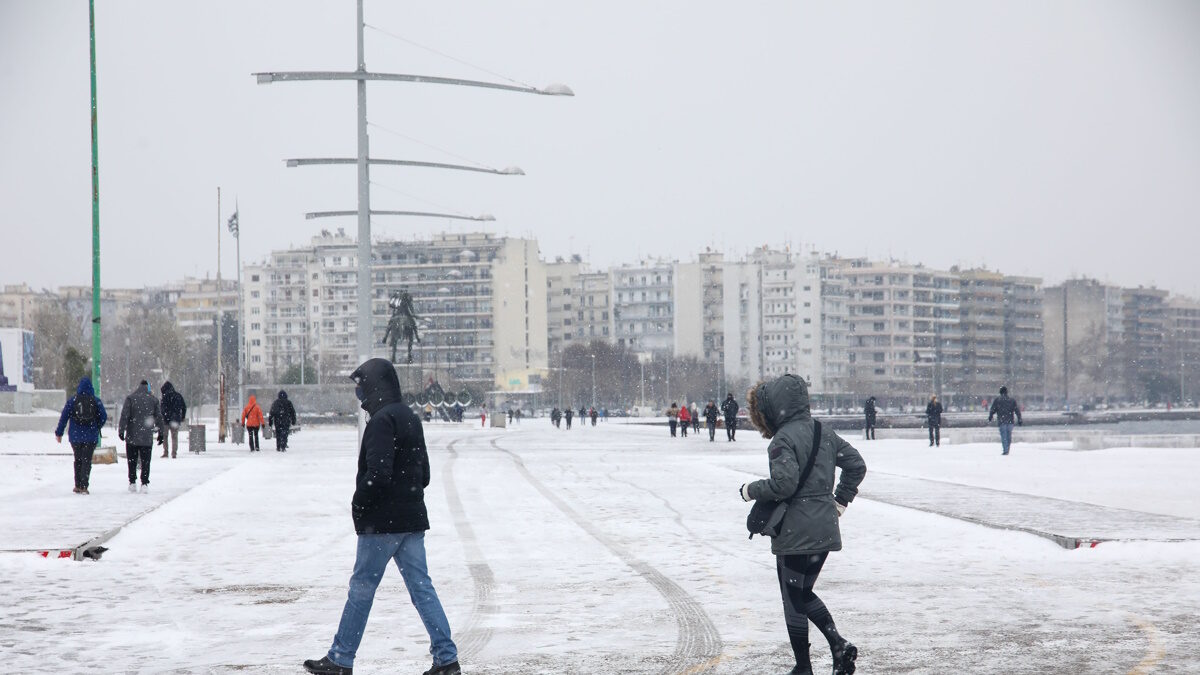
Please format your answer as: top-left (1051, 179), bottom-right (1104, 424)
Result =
top-left (303, 656), bottom-right (352, 675)
top-left (832, 640), bottom-right (857, 675)
top-left (785, 667), bottom-right (814, 675)
top-left (423, 661), bottom-right (461, 675)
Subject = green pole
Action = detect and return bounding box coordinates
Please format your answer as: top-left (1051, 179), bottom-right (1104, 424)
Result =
top-left (89, 0), bottom-right (102, 396)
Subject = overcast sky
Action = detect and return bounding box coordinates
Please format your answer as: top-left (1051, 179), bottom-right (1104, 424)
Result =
top-left (2, 1), bottom-right (1199, 295)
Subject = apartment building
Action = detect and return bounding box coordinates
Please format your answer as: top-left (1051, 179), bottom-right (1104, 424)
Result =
top-left (837, 260), bottom-right (962, 402)
top-left (957, 269), bottom-right (1007, 401)
top-left (722, 248), bottom-right (822, 391)
top-left (1002, 275), bottom-right (1045, 401)
top-left (1168, 296), bottom-right (1200, 402)
top-left (811, 255), bottom-right (850, 399)
top-left (612, 260), bottom-right (676, 355)
top-left (0, 284), bottom-right (57, 329)
top-left (1043, 279), bottom-right (1125, 405)
top-left (175, 277), bottom-right (239, 339)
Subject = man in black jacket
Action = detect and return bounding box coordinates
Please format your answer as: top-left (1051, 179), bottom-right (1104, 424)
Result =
top-left (925, 394), bottom-right (943, 447)
top-left (721, 393), bottom-right (739, 441)
top-left (268, 390), bottom-right (297, 452)
top-left (988, 386), bottom-right (1023, 455)
top-left (304, 358), bottom-right (460, 675)
top-left (160, 381), bottom-right (187, 458)
top-left (864, 396), bottom-right (878, 440)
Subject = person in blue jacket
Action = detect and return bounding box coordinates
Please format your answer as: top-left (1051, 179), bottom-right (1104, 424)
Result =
top-left (55, 377), bottom-right (109, 495)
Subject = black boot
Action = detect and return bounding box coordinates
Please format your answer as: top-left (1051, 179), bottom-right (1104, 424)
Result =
top-left (785, 667), bottom-right (814, 675)
top-left (423, 662), bottom-right (461, 675)
top-left (303, 656), bottom-right (352, 675)
top-left (831, 639), bottom-right (858, 675)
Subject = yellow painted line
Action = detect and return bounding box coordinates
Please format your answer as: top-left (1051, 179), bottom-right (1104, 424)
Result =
top-left (1128, 616), bottom-right (1165, 675)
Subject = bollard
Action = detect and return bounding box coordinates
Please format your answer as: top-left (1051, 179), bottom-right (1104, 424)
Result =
top-left (189, 424), bottom-right (206, 453)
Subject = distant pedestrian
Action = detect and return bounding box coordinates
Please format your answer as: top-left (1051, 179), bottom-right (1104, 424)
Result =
top-left (704, 400), bottom-right (719, 441)
top-left (988, 386), bottom-right (1023, 455)
top-left (241, 394), bottom-right (264, 452)
top-left (303, 358), bottom-right (460, 675)
top-left (863, 396), bottom-right (877, 440)
top-left (507, 408), bottom-right (513, 424)
top-left (678, 403), bottom-right (691, 437)
top-left (667, 402), bottom-right (680, 437)
top-left (564, 407), bottom-right (573, 429)
top-left (481, 405), bottom-right (487, 428)
top-left (738, 374), bottom-right (866, 675)
top-left (55, 376), bottom-right (108, 495)
top-left (925, 394), bottom-right (943, 447)
top-left (721, 393), bottom-right (739, 441)
top-left (691, 403), bottom-right (700, 434)
top-left (551, 407), bottom-right (561, 428)
top-left (118, 380), bottom-right (165, 493)
top-left (268, 390), bottom-right (297, 452)
top-left (515, 408), bottom-right (523, 425)
top-left (590, 407), bottom-right (598, 426)
top-left (159, 381), bottom-right (187, 458)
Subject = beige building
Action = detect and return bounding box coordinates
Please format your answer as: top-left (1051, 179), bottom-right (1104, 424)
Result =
top-left (1043, 279), bottom-right (1124, 405)
top-left (836, 260), bottom-right (962, 403)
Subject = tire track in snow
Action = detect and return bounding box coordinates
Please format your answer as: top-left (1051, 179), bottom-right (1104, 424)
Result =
top-left (490, 439), bottom-right (723, 674)
top-left (443, 437), bottom-right (497, 660)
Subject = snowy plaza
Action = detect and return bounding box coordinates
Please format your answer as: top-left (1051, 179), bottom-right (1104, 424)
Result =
top-left (2, 421), bottom-right (1198, 674)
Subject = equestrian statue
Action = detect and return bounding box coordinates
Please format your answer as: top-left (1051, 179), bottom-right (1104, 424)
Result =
top-left (382, 290), bottom-right (422, 364)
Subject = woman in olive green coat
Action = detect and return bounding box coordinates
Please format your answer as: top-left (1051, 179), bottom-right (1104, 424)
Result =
top-left (739, 374), bottom-right (867, 675)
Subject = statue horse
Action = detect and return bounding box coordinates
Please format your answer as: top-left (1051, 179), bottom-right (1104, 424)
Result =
top-left (382, 290), bottom-right (422, 364)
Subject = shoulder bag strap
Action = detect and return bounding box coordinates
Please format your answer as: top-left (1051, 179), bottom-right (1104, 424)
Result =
top-left (787, 420), bottom-right (822, 502)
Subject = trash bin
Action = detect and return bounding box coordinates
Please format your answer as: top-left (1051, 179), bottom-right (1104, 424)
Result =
top-left (490, 414), bottom-right (507, 429)
top-left (189, 424), bottom-right (206, 453)
top-left (230, 423), bottom-right (244, 445)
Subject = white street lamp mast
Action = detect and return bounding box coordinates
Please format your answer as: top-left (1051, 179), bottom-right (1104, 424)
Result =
top-left (253, 0), bottom-right (571, 437)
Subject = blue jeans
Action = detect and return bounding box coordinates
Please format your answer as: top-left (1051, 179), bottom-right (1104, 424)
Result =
top-left (998, 423), bottom-right (1014, 454)
top-left (328, 532), bottom-right (457, 668)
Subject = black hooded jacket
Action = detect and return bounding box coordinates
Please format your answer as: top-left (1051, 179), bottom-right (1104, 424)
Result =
top-left (160, 382), bottom-right (187, 424)
top-left (349, 358), bottom-right (430, 534)
top-left (268, 391), bottom-right (297, 430)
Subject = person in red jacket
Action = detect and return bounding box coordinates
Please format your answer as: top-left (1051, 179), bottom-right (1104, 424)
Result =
top-left (678, 403), bottom-right (691, 437)
top-left (241, 395), bottom-right (264, 452)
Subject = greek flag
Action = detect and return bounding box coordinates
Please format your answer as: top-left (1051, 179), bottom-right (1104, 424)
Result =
top-left (227, 207), bottom-right (239, 238)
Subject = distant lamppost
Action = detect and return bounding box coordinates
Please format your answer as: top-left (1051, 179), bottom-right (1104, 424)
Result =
top-left (590, 353), bottom-right (596, 408)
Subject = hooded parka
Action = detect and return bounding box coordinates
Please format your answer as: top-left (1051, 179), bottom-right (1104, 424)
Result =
top-left (160, 381), bottom-right (187, 425)
top-left (241, 395), bottom-right (264, 427)
top-left (55, 377), bottom-right (108, 444)
top-left (119, 383), bottom-right (166, 447)
top-left (349, 358), bottom-right (431, 535)
top-left (745, 374), bottom-right (867, 555)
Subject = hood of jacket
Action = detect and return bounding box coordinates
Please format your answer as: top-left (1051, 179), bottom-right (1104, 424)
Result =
top-left (247, 394), bottom-right (258, 408)
top-left (350, 358), bottom-right (400, 416)
top-left (278, 390), bottom-right (288, 400)
top-left (749, 374), bottom-right (811, 438)
top-left (161, 381), bottom-right (175, 396)
top-left (76, 377), bottom-right (95, 397)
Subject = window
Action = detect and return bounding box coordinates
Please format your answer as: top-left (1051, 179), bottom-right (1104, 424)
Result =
top-left (251, 291), bottom-right (260, 299)
top-left (251, 274), bottom-right (260, 282)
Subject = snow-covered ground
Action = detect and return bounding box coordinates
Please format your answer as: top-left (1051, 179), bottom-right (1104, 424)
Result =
top-left (1, 423), bottom-right (1197, 674)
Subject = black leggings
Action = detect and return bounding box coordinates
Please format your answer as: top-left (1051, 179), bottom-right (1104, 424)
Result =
top-left (247, 426), bottom-right (259, 451)
top-left (777, 552), bottom-right (842, 669)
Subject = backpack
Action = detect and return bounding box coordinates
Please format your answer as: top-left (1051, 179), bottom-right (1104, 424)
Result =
top-left (71, 394), bottom-right (99, 426)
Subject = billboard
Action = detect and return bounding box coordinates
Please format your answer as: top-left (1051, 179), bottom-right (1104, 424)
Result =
top-left (0, 329), bottom-right (35, 392)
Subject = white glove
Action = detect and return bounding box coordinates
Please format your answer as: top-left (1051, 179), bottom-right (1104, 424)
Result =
top-left (739, 483), bottom-right (752, 502)
top-left (835, 500), bottom-right (847, 517)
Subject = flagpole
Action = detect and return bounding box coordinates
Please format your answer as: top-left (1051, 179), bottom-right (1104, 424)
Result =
top-left (217, 187), bottom-right (226, 443)
top-left (235, 200), bottom-right (244, 424)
